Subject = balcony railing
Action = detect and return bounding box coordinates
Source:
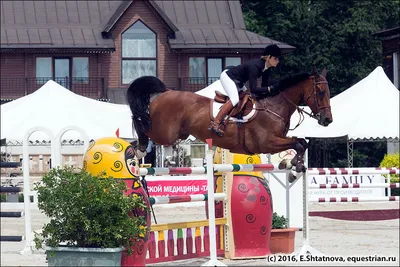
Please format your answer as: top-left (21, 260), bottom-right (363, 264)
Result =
top-left (0, 77), bottom-right (106, 100)
top-left (179, 77), bottom-right (219, 92)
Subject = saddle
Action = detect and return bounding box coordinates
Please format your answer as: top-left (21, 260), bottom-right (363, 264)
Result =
top-left (214, 90), bottom-right (253, 118)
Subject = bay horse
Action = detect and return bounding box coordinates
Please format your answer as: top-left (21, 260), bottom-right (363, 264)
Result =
top-left (127, 67), bottom-right (332, 179)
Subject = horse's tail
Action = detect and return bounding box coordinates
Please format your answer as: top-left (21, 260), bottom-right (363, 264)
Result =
top-left (126, 76), bottom-right (167, 134)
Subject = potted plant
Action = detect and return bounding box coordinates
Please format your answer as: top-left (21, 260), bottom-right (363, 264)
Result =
top-left (270, 212), bottom-right (298, 254)
top-left (33, 165), bottom-right (149, 267)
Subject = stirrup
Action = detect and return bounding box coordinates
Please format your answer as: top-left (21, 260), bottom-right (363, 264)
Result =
top-left (213, 124), bottom-right (225, 136)
top-left (215, 129), bottom-right (224, 137)
top-left (208, 123), bottom-right (224, 136)
top-left (208, 121), bottom-right (219, 131)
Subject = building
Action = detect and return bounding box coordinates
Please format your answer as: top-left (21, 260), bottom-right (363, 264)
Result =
top-left (373, 26), bottom-right (400, 89)
top-left (0, 0), bottom-right (295, 104)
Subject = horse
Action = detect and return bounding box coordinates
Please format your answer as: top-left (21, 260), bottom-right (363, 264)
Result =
top-left (127, 67), bottom-right (332, 180)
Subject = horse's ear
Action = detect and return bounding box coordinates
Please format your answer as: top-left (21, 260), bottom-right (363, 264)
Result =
top-left (313, 65), bottom-right (318, 75)
top-left (321, 68), bottom-right (327, 78)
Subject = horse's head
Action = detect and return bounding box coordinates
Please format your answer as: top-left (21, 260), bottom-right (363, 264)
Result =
top-left (303, 67), bottom-right (333, 126)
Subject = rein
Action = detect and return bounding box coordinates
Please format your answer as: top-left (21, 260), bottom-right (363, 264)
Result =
top-left (258, 77), bottom-right (330, 131)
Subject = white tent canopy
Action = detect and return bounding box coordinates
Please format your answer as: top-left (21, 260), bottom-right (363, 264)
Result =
top-left (288, 66), bottom-right (399, 140)
top-left (1, 80), bottom-right (135, 143)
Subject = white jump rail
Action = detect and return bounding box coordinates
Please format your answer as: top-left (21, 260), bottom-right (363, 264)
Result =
top-left (291, 153), bottom-right (400, 259)
top-left (309, 183), bottom-right (400, 189)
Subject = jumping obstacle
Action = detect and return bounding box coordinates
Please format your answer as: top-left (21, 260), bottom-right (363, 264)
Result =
top-left (310, 196), bottom-right (399, 202)
top-left (149, 193), bottom-right (226, 205)
top-left (140, 148), bottom-right (280, 263)
top-left (0, 185), bottom-right (27, 243)
top-left (139, 163), bottom-right (288, 176)
top-left (0, 186), bottom-right (22, 193)
top-left (309, 209), bottom-right (400, 221)
top-left (1, 211), bottom-right (24, 217)
top-left (12, 125), bottom-right (399, 263)
top-left (306, 167), bottom-right (400, 204)
top-left (309, 183), bottom-right (400, 189)
top-left (308, 167), bottom-right (399, 175)
top-left (211, 148), bottom-right (276, 259)
top-left (307, 169), bottom-right (400, 218)
top-left (291, 151), bottom-right (400, 259)
top-left (146, 218), bottom-right (227, 264)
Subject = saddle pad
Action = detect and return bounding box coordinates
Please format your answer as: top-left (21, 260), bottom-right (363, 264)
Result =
top-left (212, 101), bottom-right (256, 123)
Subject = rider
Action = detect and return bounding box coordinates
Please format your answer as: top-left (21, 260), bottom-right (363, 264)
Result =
top-left (208, 44), bottom-right (282, 136)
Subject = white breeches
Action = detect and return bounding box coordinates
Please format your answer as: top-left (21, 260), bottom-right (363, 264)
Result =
top-left (219, 70), bottom-right (240, 106)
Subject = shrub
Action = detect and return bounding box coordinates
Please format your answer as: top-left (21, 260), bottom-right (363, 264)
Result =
top-left (272, 212), bottom-right (288, 229)
top-left (18, 193), bottom-right (34, 203)
top-left (33, 165), bottom-right (149, 255)
top-left (380, 153), bottom-right (399, 182)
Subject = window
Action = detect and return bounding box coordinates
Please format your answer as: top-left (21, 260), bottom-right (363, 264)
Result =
top-left (190, 145), bottom-right (206, 158)
top-left (225, 57), bottom-right (241, 68)
top-left (207, 58), bottom-right (222, 85)
top-left (189, 57), bottom-right (205, 84)
top-left (35, 57), bottom-right (89, 85)
top-left (122, 20), bottom-right (157, 84)
top-left (36, 57), bottom-right (52, 84)
top-left (73, 58), bottom-right (89, 83)
top-left (188, 57), bottom-right (241, 85)
top-left (54, 58), bottom-right (70, 88)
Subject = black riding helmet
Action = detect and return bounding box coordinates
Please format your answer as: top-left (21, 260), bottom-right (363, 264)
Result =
top-left (263, 44), bottom-right (282, 58)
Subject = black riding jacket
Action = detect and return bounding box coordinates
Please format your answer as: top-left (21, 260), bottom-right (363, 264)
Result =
top-left (225, 58), bottom-right (272, 95)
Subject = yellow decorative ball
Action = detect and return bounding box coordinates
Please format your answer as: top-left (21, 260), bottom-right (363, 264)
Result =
top-left (83, 137), bottom-right (139, 179)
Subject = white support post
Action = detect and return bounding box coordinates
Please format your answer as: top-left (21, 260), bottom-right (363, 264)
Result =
top-left (285, 172), bottom-right (290, 226)
top-left (21, 135), bottom-right (32, 255)
top-left (202, 140), bottom-right (227, 267)
top-left (291, 148), bottom-right (324, 258)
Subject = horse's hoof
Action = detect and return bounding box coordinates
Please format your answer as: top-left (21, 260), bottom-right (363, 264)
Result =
top-left (136, 150), bottom-right (147, 159)
top-left (295, 164), bottom-right (306, 173)
top-left (290, 157), bottom-right (297, 167)
top-left (278, 159), bottom-right (292, 170)
top-left (288, 172), bottom-right (297, 183)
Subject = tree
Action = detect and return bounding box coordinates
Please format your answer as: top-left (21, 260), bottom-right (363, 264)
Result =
top-left (241, 0), bottom-right (399, 95)
top-left (241, 0), bottom-right (399, 167)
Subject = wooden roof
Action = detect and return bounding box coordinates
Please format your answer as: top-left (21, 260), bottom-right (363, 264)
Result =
top-left (0, 0), bottom-right (117, 51)
top-left (0, 0), bottom-right (295, 53)
top-left (156, 1), bottom-right (294, 52)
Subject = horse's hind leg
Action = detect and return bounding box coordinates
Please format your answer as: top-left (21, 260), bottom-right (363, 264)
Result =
top-left (136, 130), bottom-right (149, 159)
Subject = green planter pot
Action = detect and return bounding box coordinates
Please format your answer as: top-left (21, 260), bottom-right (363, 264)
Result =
top-left (45, 246), bottom-right (124, 267)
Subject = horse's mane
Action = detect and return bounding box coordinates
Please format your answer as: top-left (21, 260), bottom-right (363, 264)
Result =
top-left (276, 72), bottom-right (310, 92)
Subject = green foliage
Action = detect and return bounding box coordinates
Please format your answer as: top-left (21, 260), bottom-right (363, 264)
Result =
top-left (241, 0), bottom-right (399, 167)
top-left (272, 212), bottom-right (288, 229)
top-left (18, 193), bottom-right (34, 203)
top-left (241, 0), bottom-right (399, 96)
top-left (380, 153), bottom-right (400, 181)
top-left (33, 166), bottom-right (149, 255)
top-left (0, 193), bottom-right (34, 202)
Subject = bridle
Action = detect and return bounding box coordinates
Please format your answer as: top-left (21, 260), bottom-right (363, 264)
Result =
top-left (300, 76), bottom-right (331, 120)
top-left (280, 75), bottom-right (331, 130)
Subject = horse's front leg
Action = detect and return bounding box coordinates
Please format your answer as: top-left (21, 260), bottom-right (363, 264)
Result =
top-left (289, 138), bottom-right (308, 172)
top-left (268, 136), bottom-right (308, 178)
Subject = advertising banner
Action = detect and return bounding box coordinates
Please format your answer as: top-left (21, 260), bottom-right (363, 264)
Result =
top-left (144, 176), bottom-right (207, 196)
